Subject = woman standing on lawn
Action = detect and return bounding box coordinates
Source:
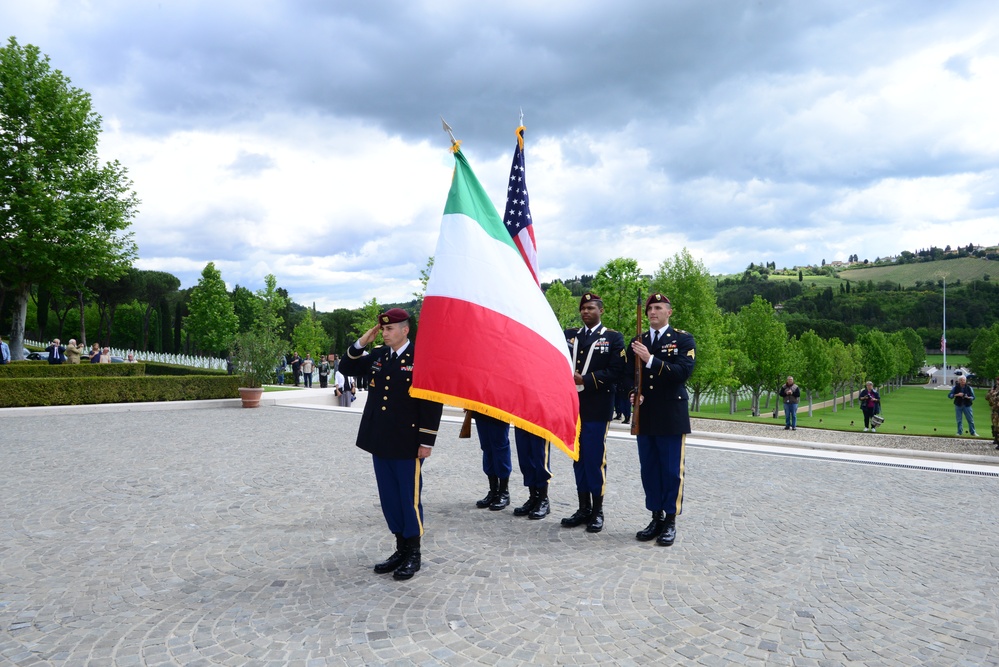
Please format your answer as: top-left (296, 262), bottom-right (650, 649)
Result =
top-left (858, 381), bottom-right (880, 432)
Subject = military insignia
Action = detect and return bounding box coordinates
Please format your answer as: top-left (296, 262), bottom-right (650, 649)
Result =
top-left (687, 349), bottom-right (695, 358)
top-left (380, 315), bottom-right (389, 324)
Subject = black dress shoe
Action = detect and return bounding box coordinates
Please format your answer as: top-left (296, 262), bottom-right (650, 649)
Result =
top-left (585, 511), bottom-right (604, 533)
top-left (657, 522), bottom-right (676, 546)
top-left (529, 497), bottom-right (550, 519)
top-left (393, 551), bottom-right (421, 580)
top-left (373, 550), bottom-right (407, 574)
top-left (560, 508), bottom-right (591, 527)
top-left (636, 512), bottom-right (666, 541)
top-left (489, 491), bottom-right (510, 510)
top-left (513, 488), bottom-right (539, 516)
top-left (621, 417), bottom-right (629, 425)
top-left (475, 491), bottom-right (497, 509)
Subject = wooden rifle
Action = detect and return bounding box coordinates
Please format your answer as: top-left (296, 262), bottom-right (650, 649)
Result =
top-left (458, 409), bottom-right (473, 438)
top-left (631, 290), bottom-right (643, 436)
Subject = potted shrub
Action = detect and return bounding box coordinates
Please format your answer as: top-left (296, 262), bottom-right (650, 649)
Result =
top-left (230, 330), bottom-right (283, 408)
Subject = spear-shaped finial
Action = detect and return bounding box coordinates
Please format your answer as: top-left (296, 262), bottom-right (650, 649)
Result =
top-left (441, 117), bottom-right (461, 152)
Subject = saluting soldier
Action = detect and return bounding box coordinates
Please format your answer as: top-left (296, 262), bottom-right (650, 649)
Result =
top-left (338, 308), bottom-right (443, 580)
top-left (560, 293), bottom-right (626, 533)
top-left (627, 293), bottom-right (695, 547)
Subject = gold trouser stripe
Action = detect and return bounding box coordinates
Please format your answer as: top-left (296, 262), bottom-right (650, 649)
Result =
top-left (413, 458), bottom-right (424, 536)
top-left (674, 433), bottom-right (687, 515)
top-left (599, 422), bottom-right (610, 496)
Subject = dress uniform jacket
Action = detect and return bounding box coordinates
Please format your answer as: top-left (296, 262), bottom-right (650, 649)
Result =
top-left (565, 326), bottom-right (626, 421)
top-left (626, 325), bottom-right (695, 435)
top-left (338, 342), bottom-right (442, 459)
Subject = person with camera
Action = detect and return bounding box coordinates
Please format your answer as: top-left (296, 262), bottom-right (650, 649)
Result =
top-left (948, 375), bottom-right (976, 437)
top-left (45, 339), bottom-right (66, 364)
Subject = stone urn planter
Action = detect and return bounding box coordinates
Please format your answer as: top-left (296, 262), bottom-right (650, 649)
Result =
top-left (238, 386), bottom-right (264, 408)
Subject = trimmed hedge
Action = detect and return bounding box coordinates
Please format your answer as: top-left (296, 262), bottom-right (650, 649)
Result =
top-left (142, 361), bottom-right (229, 377)
top-left (0, 376), bottom-right (241, 408)
top-left (0, 362), bottom-right (146, 378)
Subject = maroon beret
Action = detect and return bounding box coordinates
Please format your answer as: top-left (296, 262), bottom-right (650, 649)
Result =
top-left (579, 292), bottom-right (602, 308)
top-left (645, 293), bottom-right (671, 311)
top-left (379, 308), bottom-right (410, 325)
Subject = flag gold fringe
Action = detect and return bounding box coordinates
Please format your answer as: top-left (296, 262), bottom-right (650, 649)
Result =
top-left (410, 388), bottom-right (580, 462)
top-left (516, 125), bottom-right (525, 151)
top-left (450, 140), bottom-right (462, 154)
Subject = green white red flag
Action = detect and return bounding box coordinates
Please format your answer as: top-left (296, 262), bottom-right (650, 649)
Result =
top-left (411, 147), bottom-right (580, 460)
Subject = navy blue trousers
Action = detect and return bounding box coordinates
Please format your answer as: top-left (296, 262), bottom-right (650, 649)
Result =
top-left (572, 421), bottom-right (609, 496)
top-left (514, 428), bottom-right (551, 487)
top-left (475, 415), bottom-right (512, 478)
top-left (372, 455), bottom-right (424, 538)
top-left (636, 434), bottom-right (686, 515)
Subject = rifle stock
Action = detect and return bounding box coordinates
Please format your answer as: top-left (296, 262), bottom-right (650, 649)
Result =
top-left (458, 409), bottom-right (473, 438)
top-left (631, 292), bottom-right (642, 436)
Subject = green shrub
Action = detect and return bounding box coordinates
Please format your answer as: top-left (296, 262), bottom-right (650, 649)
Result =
top-left (0, 362), bottom-right (145, 378)
top-left (0, 376), bottom-right (241, 408)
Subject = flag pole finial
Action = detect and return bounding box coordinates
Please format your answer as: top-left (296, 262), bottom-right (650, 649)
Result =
top-left (441, 117), bottom-right (461, 153)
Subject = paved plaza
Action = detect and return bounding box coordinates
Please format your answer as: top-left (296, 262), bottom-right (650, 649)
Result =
top-left (1, 401), bottom-right (998, 666)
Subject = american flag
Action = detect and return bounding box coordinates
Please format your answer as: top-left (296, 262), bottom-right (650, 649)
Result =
top-left (503, 126), bottom-right (540, 286)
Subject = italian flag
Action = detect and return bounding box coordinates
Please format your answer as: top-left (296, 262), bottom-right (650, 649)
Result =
top-left (411, 149), bottom-right (580, 460)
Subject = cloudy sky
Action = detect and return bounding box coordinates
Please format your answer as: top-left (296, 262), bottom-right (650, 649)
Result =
top-left (4, 1), bottom-right (998, 310)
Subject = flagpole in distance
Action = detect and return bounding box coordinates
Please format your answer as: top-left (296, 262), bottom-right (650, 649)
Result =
top-left (631, 289), bottom-right (643, 436)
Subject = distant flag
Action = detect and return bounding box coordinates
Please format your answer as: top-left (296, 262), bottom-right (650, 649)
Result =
top-left (411, 143), bottom-right (580, 459)
top-left (940, 335), bottom-right (946, 352)
top-left (503, 126), bottom-right (539, 285)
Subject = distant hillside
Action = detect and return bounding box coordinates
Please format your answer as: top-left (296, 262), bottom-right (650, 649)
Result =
top-left (838, 257), bottom-right (995, 286)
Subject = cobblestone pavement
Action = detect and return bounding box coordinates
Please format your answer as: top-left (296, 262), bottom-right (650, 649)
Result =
top-left (2, 406), bottom-right (998, 666)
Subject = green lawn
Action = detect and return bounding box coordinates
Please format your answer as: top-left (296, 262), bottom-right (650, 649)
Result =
top-left (925, 353), bottom-right (969, 367)
top-left (838, 256), bottom-right (994, 287)
top-left (693, 385), bottom-right (980, 438)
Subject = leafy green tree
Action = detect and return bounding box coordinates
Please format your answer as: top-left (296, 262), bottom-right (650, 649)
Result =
top-left (230, 285), bottom-right (261, 334)
top-left (858, 330), bottom-right (894, 389)
top-left (413, 256), bottom-right (434, 315)
top-left (138, 271), bottom-right (180, 351)
top-left (969, 324), bottom-right (999, 381)
top-left (732, 296), bottom-right (789, 416)
top-left (796, 330), bottom-right (833, 416)
top-left (827, 338), bottom-right (860, 412)
top-left (652, 248), bottom-right (734, 411)
top-left (291, 309), bottom-right (329, 359)
top-left (544, 281), bottom-right (580, 329)
top-left (351, 298), bottom-right (381, 347)
top-left (186, 262), bottom-right (238, 355)
top-left (592, 257), bottom-right (646, 334)
top-left (0, 38), bottom-right (138, 358)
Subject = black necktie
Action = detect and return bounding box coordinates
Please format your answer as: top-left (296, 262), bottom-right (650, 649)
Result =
top-left (390, 350), bottom-right (398, 361)
top-left (651, 331), bottom-right (660, 350)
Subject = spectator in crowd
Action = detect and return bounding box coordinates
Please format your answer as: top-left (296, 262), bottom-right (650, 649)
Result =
top-left (302, 353), bottom-right (314, 388)
top-left (99, 347), bottom-right (112, 363)
top-left (334, 368), bottom-right (354, 407)
top-left (778, 376), bottom-right (801, 431)
top-left (126, 353), bottom-right (137, 363)
top-left (64, 339), bottom-right (83, 364)
top-left (45, 339), bottom-right (66, 364)
top-left (290, 353), bottom-right (302, 386)
top-left (0, 335), bottom-right (10, 364)
top-left (948, 375), bottom-right (976, 437)
top-left (858, 381), bottom-right (880, 432)
top-left (276, 356), bottom-right (287, 385)
top-left (986, 375), bottom-right (999, 449)
top-left (89, 343), bottom-right (102, 363)
top-left (318, 354), bottom-right (331, 388)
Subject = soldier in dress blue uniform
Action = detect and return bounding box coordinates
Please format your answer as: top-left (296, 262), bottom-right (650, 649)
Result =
top-left (560, 293), bottom-right (626, 533)
top-left (337, 308), bottom-right (443, 580)
top-left (472, 412), bottom-right (513, 511)
top-left (626, 293), bottom-right (695, 547)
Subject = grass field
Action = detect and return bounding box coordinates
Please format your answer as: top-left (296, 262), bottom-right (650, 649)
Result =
top-left (925, 353), bottom-right (970, 367)
top-left (838, 256), bottom-right (995, 287)
top-left (693, 385), bottom-right (984, 438)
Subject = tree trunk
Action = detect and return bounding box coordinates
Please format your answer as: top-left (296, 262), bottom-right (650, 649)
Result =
top-left (9, 283), bottom-right (31, 359)
top-left (76, 290), bottom-right (88, 348)
top-left (807, 389), bottom-right (814, 417)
